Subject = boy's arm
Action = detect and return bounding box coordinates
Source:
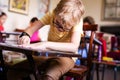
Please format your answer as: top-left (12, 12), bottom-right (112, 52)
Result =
top-left (25, 30), bottom-right (81, 53)
top-left (18, 20), bottom-right (44, 45)
top-left (25, 20), bottom-right (44, 37)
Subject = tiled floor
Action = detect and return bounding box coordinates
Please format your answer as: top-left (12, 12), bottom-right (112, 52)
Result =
top-left (4, 65), bottom-right (120, 80)
top-left (29, 65), bottom-right (120, 80)
top-left (90, 65), bottom-right (120, 80)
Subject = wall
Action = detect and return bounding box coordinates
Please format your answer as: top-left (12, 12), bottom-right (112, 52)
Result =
top-left (1, 0), bottom-right (120, 32)
top-left (82, 0), bottom-right (120, 51)
top-left (49, 0), bottom-right (59, 10)
top-left (50, 0), bottom-right (120, 26)
top-left (1, 0), bottom-right (60, 32)
top-left (1, 0), bottom-right (39, 32)
top-left (83, 0), bottom-right (120, 26)
top-left (0, 0), bottom-right (120, 41)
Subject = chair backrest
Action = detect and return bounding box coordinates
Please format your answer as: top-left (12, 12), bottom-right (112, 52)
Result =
top-left (83, 24), bottom-right (98, 63)
top-left (83, 24), bottom-right (98, 79)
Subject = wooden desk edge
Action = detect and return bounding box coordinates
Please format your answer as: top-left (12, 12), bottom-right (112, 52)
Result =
top-left (0, 43), bottom-right (81, 57)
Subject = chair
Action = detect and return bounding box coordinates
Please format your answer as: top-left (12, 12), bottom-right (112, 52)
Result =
top-left (92, 59), bottom-right (120, 80)
top-left (62, 24), bottom-right (98, 80)
top-left (107, 36), bottom-right (120, 60)
top-left (0, 32), bottom-right (38, 80)
top-left (92, 33), bottom-right (120, 80)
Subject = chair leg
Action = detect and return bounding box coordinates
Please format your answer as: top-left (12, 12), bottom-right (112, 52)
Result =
top-left (91, 63), bottom-right (95, 80)
top-left (96, 64), bottom-right (99, 80)
top-left (114, 67), bottom-right (117, 80)
top-left (33, 73), bottom-right (39, 80)
top-left (101, 64), bottom-right (105, 80)
top-left (0, 68), bottom-right (7, 80)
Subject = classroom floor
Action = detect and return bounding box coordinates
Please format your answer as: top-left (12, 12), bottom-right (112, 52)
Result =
top-left (28, 65), bottom-right (120, 80)
top-left (85, 65), bottom-right (120, 80)
top-left (5, 65), bottom-right (120, 80)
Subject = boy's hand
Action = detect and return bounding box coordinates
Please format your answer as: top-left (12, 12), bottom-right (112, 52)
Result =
top-left (18, 36), bottom-right (30, 45)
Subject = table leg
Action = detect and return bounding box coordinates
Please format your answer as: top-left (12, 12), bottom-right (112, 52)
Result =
top-left (114, 67), bottom-right (117, 80)
top-left (0, 49), bottom-right (7, 80)
top-left (91, 63), bottom-right (95, 80)
top-left (26, 53), bottom-right (39, 80)
top-left (96, 64), bottom-right (99, 80)
top-left (101, 64), bottom-right (105, 80)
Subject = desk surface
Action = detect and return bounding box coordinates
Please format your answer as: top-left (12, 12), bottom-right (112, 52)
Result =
top-left (0, 42), bottom-right (81, 57)
top-left (0, 37), bottom-right (101, 57)
top-left (93, 60), bottom-right (120, 66)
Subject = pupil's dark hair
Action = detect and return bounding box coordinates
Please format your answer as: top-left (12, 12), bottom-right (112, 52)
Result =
top-left (30, 17), bottom-right (38, 23)
top-left (0, 12), bottom-right (7, 17)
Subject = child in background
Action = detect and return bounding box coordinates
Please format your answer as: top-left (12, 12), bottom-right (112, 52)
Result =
top-left (0, 11), bottom-right (7, 31)
top-left (84, 16), bottom-right (107, 58)
top-left (83, 16), bottom-right (95, 36)
top-left (76, 16), bottom-right (95, 65)
top-left (25, 17), bottom-right (41, 43)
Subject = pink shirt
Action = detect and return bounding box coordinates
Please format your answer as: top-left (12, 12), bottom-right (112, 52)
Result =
top-left (30, 31), bottom-right (41, 43)
top-left (0, 25), bottom-right (4, 31)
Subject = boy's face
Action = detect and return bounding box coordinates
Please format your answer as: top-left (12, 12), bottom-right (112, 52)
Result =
top-left (53, 16), bottom-right (73, 32)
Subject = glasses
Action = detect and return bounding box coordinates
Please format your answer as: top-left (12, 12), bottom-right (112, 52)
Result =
top-left (53, 20), bottom-right (71, 31)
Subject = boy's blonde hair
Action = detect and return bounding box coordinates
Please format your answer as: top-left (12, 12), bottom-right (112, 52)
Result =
top-left (54, 0), bottom-right (85, 27)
